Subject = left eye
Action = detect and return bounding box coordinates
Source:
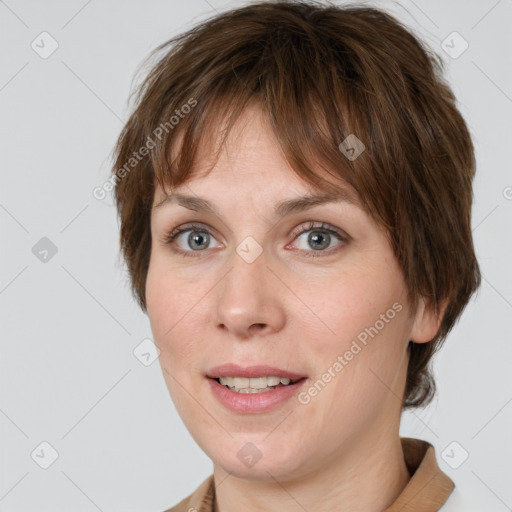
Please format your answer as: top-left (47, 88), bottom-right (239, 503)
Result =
top-left (289, 221), bottom-right (347, 255)
top-left (293, 228), bottom-right (342, 252)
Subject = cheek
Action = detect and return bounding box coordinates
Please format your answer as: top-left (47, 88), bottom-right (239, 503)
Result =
top-left (145, 260), bottom-right (171, 340)
top-left (145, 256), bottom-right (212, 367)
top-left (296, 257), bottom-right (408, 346)
top-left (146, 257), bottom-right (183, 355)
top-left (294, 257), bottom-right (411, 404)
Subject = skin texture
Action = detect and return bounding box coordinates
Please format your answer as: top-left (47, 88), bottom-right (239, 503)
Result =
top-left (146, 105), bottom-right (442, 512)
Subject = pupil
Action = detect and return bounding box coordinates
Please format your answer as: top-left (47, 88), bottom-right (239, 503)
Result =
top-left (309, 231), bottom-right (330, 250)
top-left (189, 231), bottom-right (209, 250)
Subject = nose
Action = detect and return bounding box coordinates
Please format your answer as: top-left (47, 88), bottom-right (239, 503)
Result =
top-left (213, 245), bottom-right (286, 340)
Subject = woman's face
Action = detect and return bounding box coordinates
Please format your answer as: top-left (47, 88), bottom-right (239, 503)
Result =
top-left (146, 105), bottom-right (435, 481)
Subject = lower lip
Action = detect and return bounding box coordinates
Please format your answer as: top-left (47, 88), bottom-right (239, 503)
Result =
top-left (207, 378), bottom-right (307, 414)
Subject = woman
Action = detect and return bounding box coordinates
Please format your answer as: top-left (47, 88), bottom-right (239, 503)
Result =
top-left (111, 2), bottom-right (480, 510)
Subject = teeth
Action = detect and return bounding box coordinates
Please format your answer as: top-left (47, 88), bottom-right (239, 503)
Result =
top-left (248, 377), bottom-right (269, 389)
top-left (233, 377), bottom-right (249, 388)
top-left (218, 376), bottom-right (296, 390)
top-left (221, 376), bottom-right (234, 387)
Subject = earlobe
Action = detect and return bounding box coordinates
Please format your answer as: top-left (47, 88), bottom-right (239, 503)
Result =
top-left (410, 297), bottom-right (447, 344)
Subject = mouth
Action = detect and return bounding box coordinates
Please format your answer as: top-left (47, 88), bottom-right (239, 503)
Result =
top-left (206, 364), bottom-right (308, 409)
top-left (211, 375), bottom-right (306, 394)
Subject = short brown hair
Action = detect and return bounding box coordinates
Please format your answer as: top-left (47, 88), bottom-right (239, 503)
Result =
top-left (110, 0), bottom-right (481, 409)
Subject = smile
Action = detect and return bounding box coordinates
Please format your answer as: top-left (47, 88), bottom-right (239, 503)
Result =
top-left (217, 376), bottom-right (301, 393)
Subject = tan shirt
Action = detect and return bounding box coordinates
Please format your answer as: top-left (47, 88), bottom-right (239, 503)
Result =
top-left (164, 437), bottom-right (454, 512)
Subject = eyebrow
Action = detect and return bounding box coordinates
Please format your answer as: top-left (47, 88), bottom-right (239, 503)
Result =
top-left (153, 189), bottom-right (360, 218)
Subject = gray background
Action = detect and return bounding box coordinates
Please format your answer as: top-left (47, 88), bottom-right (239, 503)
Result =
top-left (1, 0), bottom-right (511, 510)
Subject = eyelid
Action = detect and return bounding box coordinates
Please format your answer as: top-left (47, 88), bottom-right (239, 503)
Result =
top-left (163, 222), bottom-right (219, 244)
top-left (288, 220), bottom-right (350, 243)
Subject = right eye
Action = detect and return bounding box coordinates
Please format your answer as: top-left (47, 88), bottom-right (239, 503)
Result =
top-left (164, 223), bottom-right (222, 257)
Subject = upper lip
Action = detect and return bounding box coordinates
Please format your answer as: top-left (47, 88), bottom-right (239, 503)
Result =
top-left (206, 364), bottom-right (307, 380)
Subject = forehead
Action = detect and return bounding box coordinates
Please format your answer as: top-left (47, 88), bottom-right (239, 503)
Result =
top-left (157, 103), bottom-right (361, 207)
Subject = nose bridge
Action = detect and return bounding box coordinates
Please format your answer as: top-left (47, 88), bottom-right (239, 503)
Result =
top-left (221, 240), bottom-right (269, 307)
top-left (214, 239), bottom-right (285, 337)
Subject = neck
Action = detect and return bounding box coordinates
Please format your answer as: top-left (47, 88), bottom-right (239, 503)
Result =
top-left (213, 427), bottom-right (411, 512)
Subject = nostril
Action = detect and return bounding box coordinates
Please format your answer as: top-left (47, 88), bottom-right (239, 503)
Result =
top-left (249, 323), bottom-right (268, 331)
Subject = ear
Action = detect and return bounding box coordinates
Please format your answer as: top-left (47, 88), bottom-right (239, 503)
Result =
top-left (410, 296), bottom-right (448, 343)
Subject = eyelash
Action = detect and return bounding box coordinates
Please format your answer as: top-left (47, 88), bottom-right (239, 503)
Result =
top-left (162, 221), bottom-right (348, 259)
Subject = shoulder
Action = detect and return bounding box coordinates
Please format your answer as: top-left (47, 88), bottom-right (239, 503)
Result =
top-left (161, 475), bottom-right (214, 512)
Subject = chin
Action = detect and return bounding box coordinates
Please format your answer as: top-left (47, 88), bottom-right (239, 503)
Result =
top-left (206, 436), bottom-right (307, 481)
